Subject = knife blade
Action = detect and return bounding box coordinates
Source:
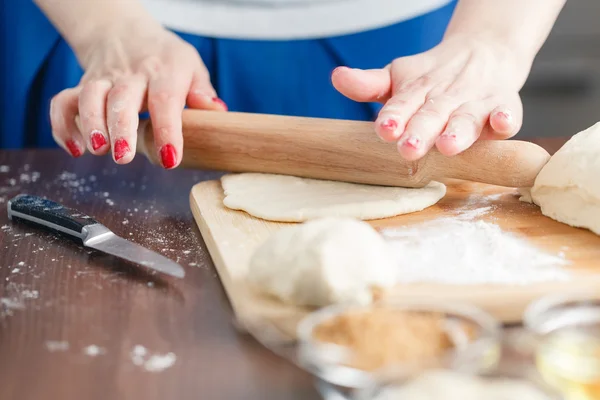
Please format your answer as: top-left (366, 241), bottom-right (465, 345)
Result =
top-left (7, 194), bottom-right (185, 278)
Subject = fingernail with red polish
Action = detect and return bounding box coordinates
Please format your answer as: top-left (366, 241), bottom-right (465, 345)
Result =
top-left (160, 144), bottom-right (177, 169)
top-left (404, 136), bottom-right (421, 149)
top-left (440, 132), bottom-right (457, 140)
top-left (113, 138), bottom-right (130, 161)
top-left (496, 111), bottom-right (512, 123)
top-left (380, 119), bottom-right (398, 132)
top-left (65, 140), bottom-right (82, 158)
top-left (90, 130), bottom-right (107, 151)
top-left (212, 97), bottom-right (228, 111)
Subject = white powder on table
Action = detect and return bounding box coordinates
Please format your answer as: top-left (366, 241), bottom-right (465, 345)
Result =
top-left (83, 345), bottom-right (106, 357)
top-left (144, 353), bottom-right (177, 372)
top-left (381, 220), bottom-right (569, 285)
top-left (130, 345), bottom-right (176, 372)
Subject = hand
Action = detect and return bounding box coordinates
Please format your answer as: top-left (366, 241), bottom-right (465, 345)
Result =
top-left (50, 19), bottom-right (226, 168)
top-left (332, 34), bottom-right (531, 161)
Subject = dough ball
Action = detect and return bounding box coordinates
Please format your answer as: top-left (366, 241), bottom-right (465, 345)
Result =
top-left (531, 122), bottom-right (600, 235)
top-left (247, 218), bottom-right (397, 307)
top-left (221, 173), bottom-right (446, 222)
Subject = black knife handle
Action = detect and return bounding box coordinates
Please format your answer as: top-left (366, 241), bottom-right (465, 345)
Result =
top-left (7, 194), bottom-right (99, 241)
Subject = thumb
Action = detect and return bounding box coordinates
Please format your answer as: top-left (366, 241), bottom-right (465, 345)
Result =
top-left (186, 69), bottom-right (228, 111)
top-left (331, 66), bottom-right (392, 103)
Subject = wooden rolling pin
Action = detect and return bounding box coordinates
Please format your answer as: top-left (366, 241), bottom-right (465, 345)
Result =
top-left (137, 110), bottom-right (550, 188)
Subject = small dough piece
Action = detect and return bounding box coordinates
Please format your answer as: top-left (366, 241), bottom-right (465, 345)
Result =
top-left (221, 173), bottom-right (446, 222)
top-left (518, 187), bottom-right (533, 204)
top-left (531, 122), bottom-right (600, 235)
top-left (247, 218), bottom-right (397, 307)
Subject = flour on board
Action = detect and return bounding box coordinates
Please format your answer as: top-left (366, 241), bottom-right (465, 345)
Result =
top-left (382, 220), bottom-right (569, 285)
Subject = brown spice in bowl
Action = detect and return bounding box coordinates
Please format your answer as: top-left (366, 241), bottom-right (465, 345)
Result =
top-left (312, 307), bottom-right (474, 371)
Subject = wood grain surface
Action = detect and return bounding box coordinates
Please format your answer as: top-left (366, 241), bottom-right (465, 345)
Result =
top-left (190, 176), bottom-right (600, 341)
top-left (0, 150), bottom-right (314, 400)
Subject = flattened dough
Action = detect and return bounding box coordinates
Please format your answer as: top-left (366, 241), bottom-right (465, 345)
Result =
top-left (221, 173), bottom-right (446, 222)
top-left (531, 121), bottom-right (600, 235)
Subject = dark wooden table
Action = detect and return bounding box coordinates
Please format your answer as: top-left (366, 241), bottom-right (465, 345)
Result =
top-left (0, 139), bottom-right (566, 400)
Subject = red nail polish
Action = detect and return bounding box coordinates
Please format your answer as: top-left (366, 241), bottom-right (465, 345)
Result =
top-left (440, 132), bottom-right (457, 140)
top-left (65, 140), bottom-right (82, 158)
top-left (380, 119), bottom-right (398, 131)
top-left (496, 111), bottom-right (512, 122)
top-left (212, 97), bottom-right (228, 111)
top-left (160, 144), bottom-right (177, 169)
top-left (90, 131), bottom-right (107, 151)
top-left (113, 138), bottom-right (130, 161)
top-left (404, 136), bottom-right (421, 149)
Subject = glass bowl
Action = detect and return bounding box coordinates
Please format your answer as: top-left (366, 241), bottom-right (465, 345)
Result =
top-left (296, 299), bottom-right (501, 396)
top-left (524, 292), bottom-right (600, 400)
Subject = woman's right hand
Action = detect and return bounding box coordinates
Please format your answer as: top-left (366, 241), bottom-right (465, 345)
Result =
top-left (50, 18), bottom-right (226, 169)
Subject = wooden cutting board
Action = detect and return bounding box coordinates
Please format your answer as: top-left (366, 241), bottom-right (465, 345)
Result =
top-left (190, 178), bottom-right (600, 340)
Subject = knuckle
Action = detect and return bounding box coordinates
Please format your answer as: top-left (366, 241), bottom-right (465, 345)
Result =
top-left (108, 84), bottom-right (129, 100)
top-left (393, 74), bottom-right (433, 95)
top-left (80, 110), bottom-right (101, 125)
top-left (459, 112), bottom-right (479, 124)
top-left (417, 107), bottom-right (443, 119)
top-left (113, 114), bottom-right (131, 131)
top-left (81, 80), bottom-right (108, 96)
top-left (148, 90), bottom-right (176, 110)
top-left (140, 57), bottom-right (162, 76)
top-left (381, 98), bottom-right (410, 115)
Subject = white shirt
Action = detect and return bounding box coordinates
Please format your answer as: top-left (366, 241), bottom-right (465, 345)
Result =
top-left (142, 0), bottom-right (454, 40)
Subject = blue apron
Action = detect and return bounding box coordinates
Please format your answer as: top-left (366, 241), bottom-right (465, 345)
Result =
top-left (0, 1), bottom-right (457, 149)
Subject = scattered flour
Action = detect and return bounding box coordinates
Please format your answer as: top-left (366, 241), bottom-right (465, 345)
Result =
top-left (21, 290), bottom-right (39, 299)
top-left (0, 165), bottom-right (9, 173)
top-left (382, 220), bottom-right (569, 285)
top-left (144, 353), bottom-right (177, 372)
top-left (131, 345), bottom-right (149, 366)
top-left (130, 345), bottom-right (176, 372)
top-left (45, 340), bottom-right (70, 352)
top-left (0, 298), bottom-right (25, 310)
top-left (454, 206), bottom-right (493, 221)
top-left (83, 345), bottom-right (106, 357)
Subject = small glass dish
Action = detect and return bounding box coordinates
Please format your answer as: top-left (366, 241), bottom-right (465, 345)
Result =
top-left (524, 292), bottom-right (600, 400)
top-left (296, 299), bottom-right (501, 398)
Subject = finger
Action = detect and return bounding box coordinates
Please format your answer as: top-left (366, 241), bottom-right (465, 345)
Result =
top-left (50, 87), bottom-right (85, 157)
top-left (78, 79), bottom-right (112, 155)
top-left (374, 76), bottom-right (433, 142)
top-left (186, 69), bottom-right (227, 111)
top-left (487, 96), bottom-right (523, 139)
top-left (331, 66), bottom-right (392, 103)
top-left (397, 95), bottom-right (459, 161)
top-left (106, 75), bottom-right (147, 164)
top-left (436, 99), bottom-right (495, 156)
top-left (147, 71), bottom-right (192, 169)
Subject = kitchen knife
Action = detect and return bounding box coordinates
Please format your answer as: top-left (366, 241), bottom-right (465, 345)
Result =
top-left (136, 109), bottom-right (551, 189)
top-left (7, 194), bottom-right (185, 278)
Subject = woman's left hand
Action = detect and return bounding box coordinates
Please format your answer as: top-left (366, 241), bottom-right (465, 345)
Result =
top-left (332, 34), bottom-right (531, 161)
